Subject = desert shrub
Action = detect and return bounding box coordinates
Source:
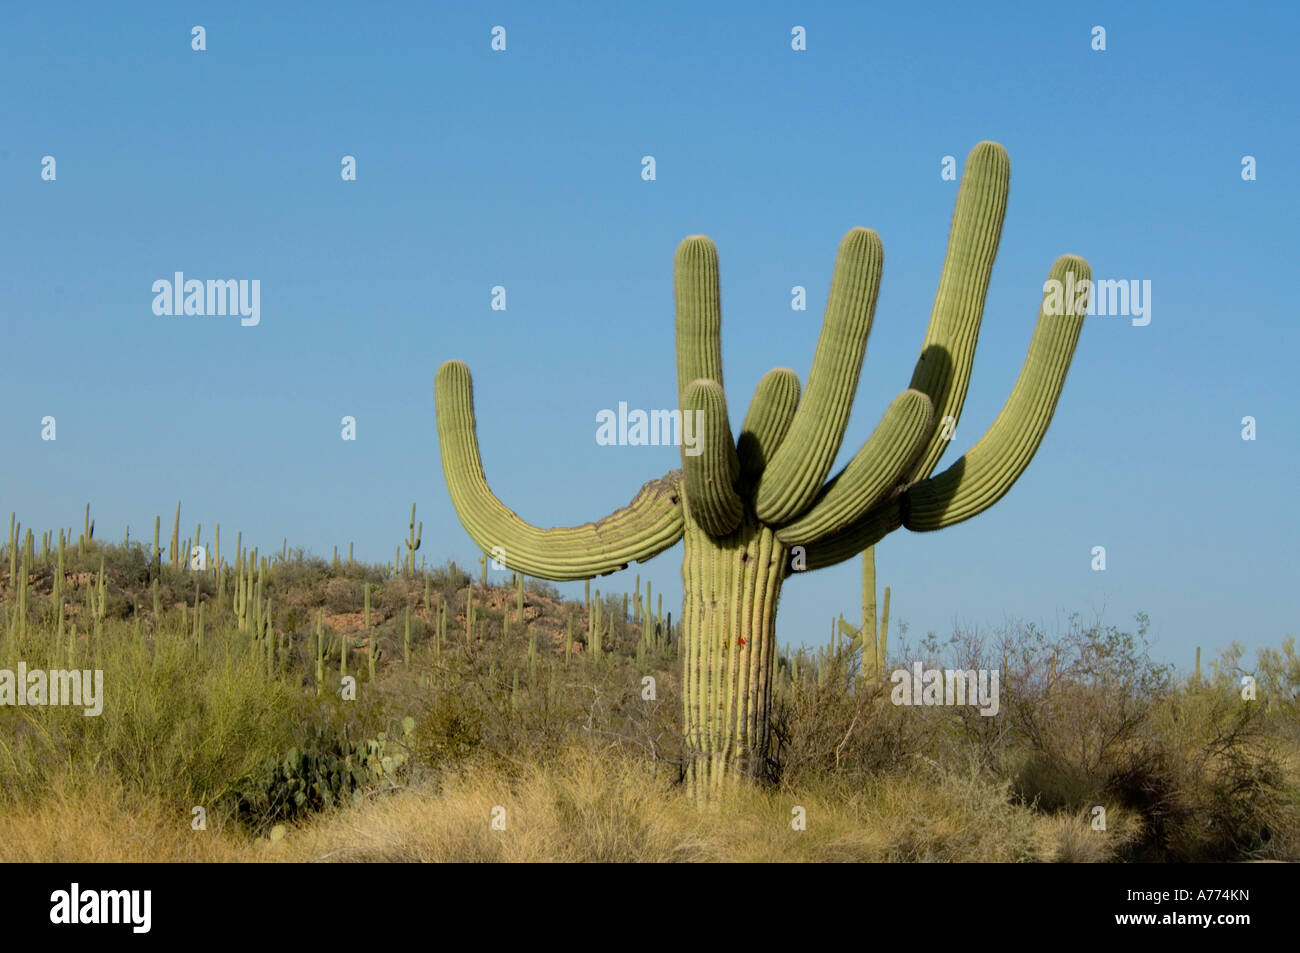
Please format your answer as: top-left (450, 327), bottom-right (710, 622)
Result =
top-left (771, 659), bottom-right (933, 787)
top-left (525, 578), bottom-right (560, 601)
top-left (413, 691), bottom-right (486, 767)
top-left (322, 576), bottom-right (363, 614)
top-left (1256, 635), bottom-right (1300, 745)
top-left (1001, 613), bottom-right (1172, 810)
top-left (1110, 686), bottom-right (1296, 861)
top-left (995, 617), bottom-right (1296, 860)
top-left (100, 541), bottom-right (153, 586)
top-left (0, 616), bottom-right (308, 813)
top-left (430, 561), bottom-right (470, 604)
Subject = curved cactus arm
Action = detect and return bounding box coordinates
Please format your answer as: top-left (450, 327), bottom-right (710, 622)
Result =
top-left (903, 141), bottom-right (1012, 484)
top-left (435, 361), bottom-right (685, 580)
top-left (681, 379), bottom-right (744, 536)
top-left (774, 388), bottom-right (933, 547)
top-left (675, 236), bottom-right (725, 402)
top-left (902, 254), bottom-right (1089, 530)
top-left (737, 367), bottom-right (800, 481)
top-left (793, 496), bottom-right (904, 574)
top-left (754, 227), bottom-right (885, 524)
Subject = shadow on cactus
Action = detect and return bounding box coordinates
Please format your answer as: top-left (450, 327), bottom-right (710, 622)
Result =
top-left (435, 141), bottom-right (1090, 796)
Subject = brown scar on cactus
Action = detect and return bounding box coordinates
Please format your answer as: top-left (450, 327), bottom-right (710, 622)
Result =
top-left (435, 141), bottom-right (1089, 796)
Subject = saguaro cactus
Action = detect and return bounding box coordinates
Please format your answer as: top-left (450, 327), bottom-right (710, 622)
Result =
top-left (405, 503), bottom-right (423, 575)
top-left (842, 545), bottom-right (890, 680)
top-left (435, 142), bottom-right (1089, 793)
top-left (864, 546), bottom-right (890, 679)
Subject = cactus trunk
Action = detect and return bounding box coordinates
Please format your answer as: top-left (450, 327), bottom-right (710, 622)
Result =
top-left (681, 515), bottom-right (785, 791)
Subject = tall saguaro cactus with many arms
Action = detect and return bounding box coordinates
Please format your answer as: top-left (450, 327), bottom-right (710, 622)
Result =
top-left (436, 142), bottom-right (1090, 794)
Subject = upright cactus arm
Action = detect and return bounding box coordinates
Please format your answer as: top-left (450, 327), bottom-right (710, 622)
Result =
top-left (681, 379), bottom-right (744, 536)
top-left (754, 228), bottom-right (886, 525)
top-left (674, 236), bottom-right (726, 402)
top-left (435, 361), bottom-right (685, 580)
top-left (736, 367), bottom-right (800, 482)
top-left (902, 254), bottom-right (1089, 530)
top-left (903, 140), bottom-right (1012, 484)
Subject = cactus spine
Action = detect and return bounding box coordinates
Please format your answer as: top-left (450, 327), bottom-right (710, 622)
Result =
top-left (435, 142), bottom-right (1089, 792)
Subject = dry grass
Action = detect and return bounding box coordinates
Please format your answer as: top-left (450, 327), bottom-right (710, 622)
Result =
top-left (0, 744), bottom-right (1148, 862)
top-left (0, 771), bottom-right (255, 862)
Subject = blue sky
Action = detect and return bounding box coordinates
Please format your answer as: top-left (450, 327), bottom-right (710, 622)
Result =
top-left (1, 1), bottom-right (1295, 669)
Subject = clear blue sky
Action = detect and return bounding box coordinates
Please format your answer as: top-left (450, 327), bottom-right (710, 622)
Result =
top-left (2, 1), bottom-right (1296, 669)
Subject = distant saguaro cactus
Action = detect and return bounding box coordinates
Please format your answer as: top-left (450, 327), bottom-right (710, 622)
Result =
top-left (839, 545), bottom-right (890, 680)
top-left (405, 503), bottom-right (422, 575)
top-left (435, 142), bottom-right (1090, 794)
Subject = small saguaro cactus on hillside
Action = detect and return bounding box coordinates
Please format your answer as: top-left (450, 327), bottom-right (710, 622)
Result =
top-left (405, 503), bottom-right (423, 575)
top-left (435, 142), bottom-right (1090, 794)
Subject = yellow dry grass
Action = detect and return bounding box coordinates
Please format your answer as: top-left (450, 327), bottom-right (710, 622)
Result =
top-left (0, 745), bottom-right (1143, 863)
